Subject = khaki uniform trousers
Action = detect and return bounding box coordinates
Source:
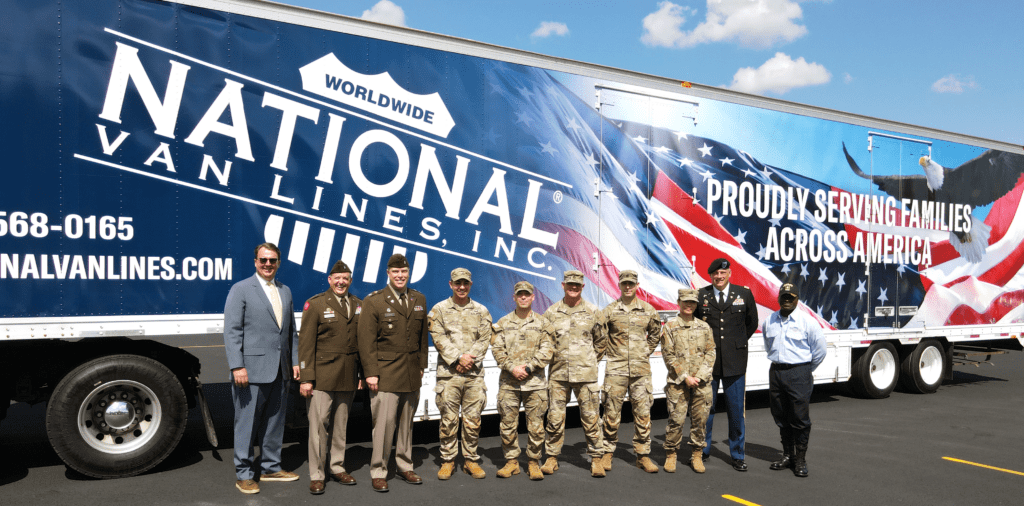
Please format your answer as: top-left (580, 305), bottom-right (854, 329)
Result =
top-left (306, 390), bottom-right (355, 480)
top-left (545, 380), bottom-right (603, 458)
top-left (497, 388), bottom-right (548, 461)
top-left (664, 382), bottom-right (713, 451)
top-left (369, 390), bottom-right (419, 479)
top-left (602, 375), bottom-right (653, 455)
top-left (435, 375), bottom-right (486, 462)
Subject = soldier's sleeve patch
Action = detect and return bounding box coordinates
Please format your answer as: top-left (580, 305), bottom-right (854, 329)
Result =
top-left (355, 305), bottom-right (362, 315)
top-left (303, 301), bottom-right (310, 311)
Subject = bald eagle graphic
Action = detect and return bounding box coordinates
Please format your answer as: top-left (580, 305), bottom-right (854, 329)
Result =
top-left (843, 144), bottom-right (1024, 263)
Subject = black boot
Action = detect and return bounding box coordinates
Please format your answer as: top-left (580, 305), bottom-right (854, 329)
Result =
top-left (770, 444), bottom-right (794, 471)
top-left (792, 444), bottom-right (808, 478)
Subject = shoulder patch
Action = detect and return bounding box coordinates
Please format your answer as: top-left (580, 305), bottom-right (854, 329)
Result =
top-left (303, 301), bottom-right (310, 311)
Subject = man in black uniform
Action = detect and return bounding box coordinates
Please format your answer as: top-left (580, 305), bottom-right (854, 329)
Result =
top-left (695, 258), bottom-right (758, 471)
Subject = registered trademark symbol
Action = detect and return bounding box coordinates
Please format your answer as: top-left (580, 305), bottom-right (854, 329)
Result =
top-left (553, 191), bottom-right (563, 204)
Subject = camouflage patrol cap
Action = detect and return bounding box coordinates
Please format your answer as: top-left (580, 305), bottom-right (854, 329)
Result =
top-left (387, 253), bottom-right (409, 269)
top-left (329, 260), bottom-right (351, 275)
top-left (513, 281), bottom-right (534, 294)
top-left (618, 270), bottom-right (638, 283)
top-left (451, 267), bottom-right (472, 282)
top-left (678, 289), bottom-right (699, 303)
top-left (563, 270), bottom-right (585, 284)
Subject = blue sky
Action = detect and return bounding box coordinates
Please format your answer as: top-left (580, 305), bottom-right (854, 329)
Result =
top-left (281, 0), bottom-right (1022, 147)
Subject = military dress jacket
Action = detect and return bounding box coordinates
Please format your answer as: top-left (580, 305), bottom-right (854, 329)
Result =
top-left (298, 290), bottom-right (362, 392)
top-left (694, 284), bottom-right (758, 378)
top-left (662, 316), bottom-right (715, 386)
top-left (543, 299), bottom-right (607, 384)
top-left (429, 297), bottom-right (492, 379)
top-left (600, 297), bottom-right (662, 378)
top-left (491, 310), bottom-right (554, 391)
top-left (357, 286), bottom-right (429, 393)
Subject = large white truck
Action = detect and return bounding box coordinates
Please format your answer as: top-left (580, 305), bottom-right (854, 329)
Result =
top-left (3, 0), bottom-right (1023, 478)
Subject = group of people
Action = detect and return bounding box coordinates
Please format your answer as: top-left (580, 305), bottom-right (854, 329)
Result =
top-left (222, 243), bottom-right (826, 495)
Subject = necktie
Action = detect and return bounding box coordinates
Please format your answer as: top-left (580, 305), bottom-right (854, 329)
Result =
top-left (718, 292), bottom-right (725, 306)
top-left (343, 297), bottom-right (350, 319)
top-left (267, 281), bottom-right (283, 327)
top-left (400, 292), bottom-right (407, 310)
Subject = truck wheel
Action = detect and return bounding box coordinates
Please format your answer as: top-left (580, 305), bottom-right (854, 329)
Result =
top-left (850, 342), bottom-right (899, 398)
top-left (899, 340), bottom-right (946, 394)
top-left (45, 355), bottom-right (188, 478)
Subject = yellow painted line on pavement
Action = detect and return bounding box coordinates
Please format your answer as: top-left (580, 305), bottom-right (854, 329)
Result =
top-left (723, 495), bottom-right (762, 506)
top-left (943, 457), bottom-right (1024, 477)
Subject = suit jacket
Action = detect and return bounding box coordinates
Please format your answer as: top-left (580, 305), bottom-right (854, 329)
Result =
top-left (694, 284), bottom-right (757, 378)
top-left (356, 285), bottom-right (429, 393)
top-left (223, 273), bottom-right (299, 384)
top-left (298, 290), bottom-right (362, 391)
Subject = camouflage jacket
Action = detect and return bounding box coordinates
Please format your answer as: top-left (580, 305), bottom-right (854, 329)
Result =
top-left (429, 297), bottom-right (492, 379)
top-left (662, 316), bottom-right (716, 385)
top-left (491, 310), bottom-right (554, 391)
top-left (544, 299), bottom-right (606, 383)
top-left (600, 297), bottom-right (662, 377)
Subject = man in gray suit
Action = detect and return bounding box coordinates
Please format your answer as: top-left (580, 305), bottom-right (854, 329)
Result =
top-left (224, 243), bottom-right (301, 494)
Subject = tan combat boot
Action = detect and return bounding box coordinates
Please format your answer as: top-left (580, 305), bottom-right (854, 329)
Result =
top-left (691, 449), bottom-right (706, 474)
top-left (600, 452), bottom-right (613, 471)
top-left (664, 451), bottom-right (677, 473)
top-left (527, 460), bottom-right (544, 481)
top-left (437, 461), bottom-right (456, 480)
top-left (540, 456), bottom-right (559, 475)
top-left (591, 457), bottom-right (606, 477)
top-left (636, 455), bottom-right (659, 473)
top-left (496, 460), bottom-right (521, 478)
top-left (464, 460), bottom-right (486, 479)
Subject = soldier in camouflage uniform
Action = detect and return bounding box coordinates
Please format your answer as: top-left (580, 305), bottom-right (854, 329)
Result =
top-left (429, 268), bottom-right (492, 480)
top-left (541, 270), bottom-right (608, 478)
top-left (491, 281), bottom-right (555, 481)
top-left (598, 270), bottom-right (663, 474)
top-left (661, 288), bottom-right (715, 474)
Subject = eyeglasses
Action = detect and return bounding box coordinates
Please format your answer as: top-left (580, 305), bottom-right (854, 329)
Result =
top-left (257, 258), bottom-right (279, 265)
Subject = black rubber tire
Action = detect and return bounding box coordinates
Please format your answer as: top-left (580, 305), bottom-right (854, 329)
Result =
top-left (898, 340), bottom-right (946, 394)
top-left (850, 342), bottom-right (899, 399)
top-left (45, 355), bottom-right (188, 478)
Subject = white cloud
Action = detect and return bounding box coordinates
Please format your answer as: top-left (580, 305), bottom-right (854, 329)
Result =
top-left (641, 0), bottom-right (809, 50)
top-left (843, 72), bottom-right (853, 84)
top-left (531, 21), bottom-right (570, 39)
top-left (931, 74), bottom-right (978, 94)
top-left (361, 0), bottom-right (406, 27)
top-left (728, 52), bottom-right (831, 95)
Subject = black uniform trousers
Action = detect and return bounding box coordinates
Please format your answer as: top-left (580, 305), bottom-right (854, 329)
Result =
top-left (768, 362), bottom-right (813, 446)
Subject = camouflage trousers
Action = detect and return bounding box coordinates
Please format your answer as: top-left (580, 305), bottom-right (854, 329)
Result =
top-left (601, 375), bottom-right (653, 455)
top-left (664, 381), bottom-right (713, 451)
top-left (545, 380), bottom-right (604, 458)
top-left (497, 387), bottom-right (548, 460)
top-left (435, 375), bottom-right (487, 462)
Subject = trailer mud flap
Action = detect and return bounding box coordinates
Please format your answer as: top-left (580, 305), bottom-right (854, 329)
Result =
top-left (195, 378), bottom-right (219, 448)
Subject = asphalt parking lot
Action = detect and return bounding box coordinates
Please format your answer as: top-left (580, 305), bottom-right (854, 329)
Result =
top-left (3, 350), bottom-right (1023, 506)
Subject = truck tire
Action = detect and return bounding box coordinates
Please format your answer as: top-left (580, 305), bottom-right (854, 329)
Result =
top-left (850, 342), bottom-right (899, 398)
top-left (898, 340), bottom-right (946, 394)
top-left (45, 355), bottom-right (188, 478)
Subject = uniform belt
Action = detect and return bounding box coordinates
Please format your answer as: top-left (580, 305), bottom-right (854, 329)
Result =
top-left (770, 361), bottom-right (811, 370)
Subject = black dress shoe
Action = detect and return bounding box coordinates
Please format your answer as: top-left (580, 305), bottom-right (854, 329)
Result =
top-left (731, 459), bottom-right (748, 472)
top-left (702, 453), bottom-right (710, 462)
